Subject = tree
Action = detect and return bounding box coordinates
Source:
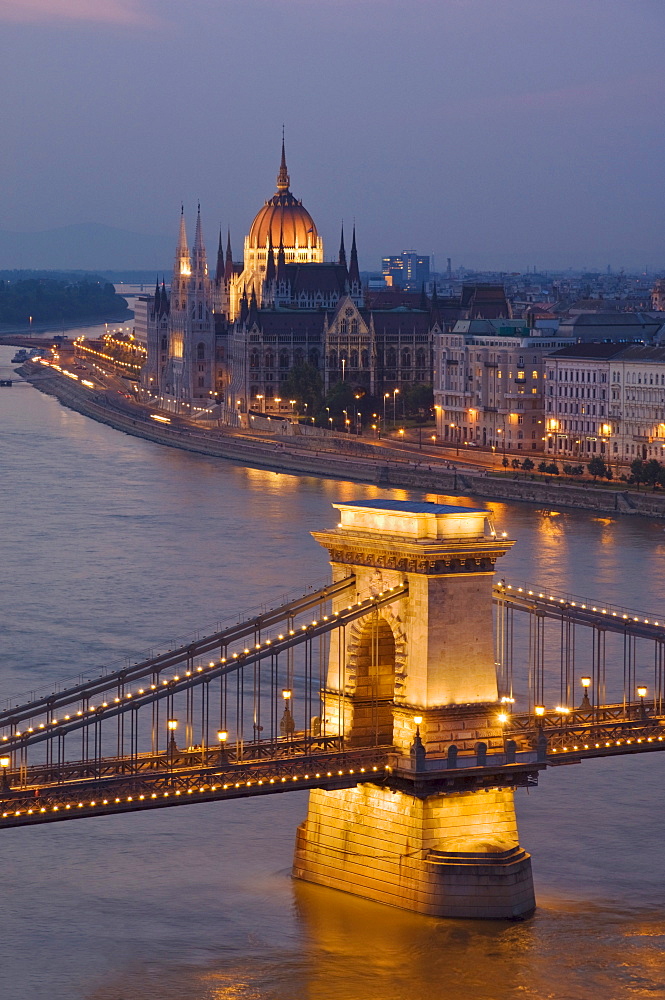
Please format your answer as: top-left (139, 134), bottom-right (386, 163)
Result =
top-left (502, 456), bottom-right (510, 469)
top-left (280, 363), bottom-right (323, 415)
top-left (522, 458), bottom-right (535, 473)
top-left (511, 458), bottom-right (521, 470)
top-left (643, 459), bottom-right (662, 490)
top-left (401, 383), bottom-right (434, 420)
top-left (538, 461), bottom-right (549, 474)
top-left (630, 458), bottom-right (646, 490)
top-left (587, 456), bottom-right (608, 481)
top-left (546, 463), bottom-right (560, 476)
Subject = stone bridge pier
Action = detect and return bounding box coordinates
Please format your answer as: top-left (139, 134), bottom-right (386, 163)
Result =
top-left (293, 499), bottom-right (535, 920)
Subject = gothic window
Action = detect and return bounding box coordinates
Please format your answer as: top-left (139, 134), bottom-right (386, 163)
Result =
top-left (350, 350), bottom-right (359, 368)
top-left (198, 376), bottom-right (204, 387)
top-left (249, 351), bottom-right (259, 369)
top-left (198, 303), bottom-right (203, 320)
top-left (361, 349), bottom-right (369, 369)
top-left (280, 350), bottom-right (290, 369)
top-left (197, 342), bottom-right (205, 360)
top-left (161, 336), bottom-right (167, 351)
top-left (340, 319), bottom-right (348, 334)
top-left (265, 351), bottom-right (275, 369)
top-left (294, 348), bottom-right (305, 365)
top-left (416, 348), bottom-right (426, 368)
top-left (401, 349), bottom-right (411, 368)
top-left (329, 350), bottom-right (337, 368)
top-left (386, 348), bottom-right (397, 368)
top-left (350, 319), bottom-right (358, 334)
top-left (340, 349), bottom-right (348, 364)
top-left (309, 348), bottom-right (320, 368)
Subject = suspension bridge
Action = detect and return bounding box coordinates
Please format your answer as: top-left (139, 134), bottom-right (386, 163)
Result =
top-left (0, 499), bottom-right (662, 918)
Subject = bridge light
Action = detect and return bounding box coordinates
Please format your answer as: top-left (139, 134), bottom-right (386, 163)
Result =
top-left (580, 677), bottom-right (591, 689)
top-left (555, 706), bottom-right (570, 715)
top-left (497, 713), bottom-right (508, 724)
top-left (217, 730), bottom-right (228, 743)
top-left (167, 718), bottom-right (178, 731)
top-left (637, 685), bottom-right (648, 698)
top-left (534, 705), bottom-right (545, 717)
top-left (282, 689), bottom-right (292, 700)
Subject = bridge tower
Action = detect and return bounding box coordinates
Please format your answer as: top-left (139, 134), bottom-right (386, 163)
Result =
top-left (293, 499), bottom-right (535, 919)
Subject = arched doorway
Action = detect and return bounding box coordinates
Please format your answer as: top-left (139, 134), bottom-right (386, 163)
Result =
top-left (349, 615), bottom-right (395, 747)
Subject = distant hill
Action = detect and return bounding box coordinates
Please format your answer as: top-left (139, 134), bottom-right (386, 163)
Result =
top-left (0, 223), bottom-right (172, 271)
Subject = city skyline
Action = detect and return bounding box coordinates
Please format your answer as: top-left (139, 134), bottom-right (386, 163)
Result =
top-left (2, 0), bottom-right (664, 271)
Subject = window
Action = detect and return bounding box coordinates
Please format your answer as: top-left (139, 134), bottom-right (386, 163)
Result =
top-left (197, 376), bottom-right (204, 387)
top-left (350, 319), bottom-right (358, 334)
top-left (197, 342), bottom-right (205, 360)
top-left (279, 350), bottom-right (290, 370)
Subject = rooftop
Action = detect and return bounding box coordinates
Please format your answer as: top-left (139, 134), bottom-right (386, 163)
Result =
top-left (334, 499), bottom-right (486, 515)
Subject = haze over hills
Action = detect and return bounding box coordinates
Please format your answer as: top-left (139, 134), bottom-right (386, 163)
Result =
top-left (0, 223), bottom-right (173, 272)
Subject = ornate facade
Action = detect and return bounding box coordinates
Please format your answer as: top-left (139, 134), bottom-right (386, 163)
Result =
top-left (144, 141), bottom-right (439, 412)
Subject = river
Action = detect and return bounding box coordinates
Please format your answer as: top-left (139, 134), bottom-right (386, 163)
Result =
top-left (1, 342), bottom-right (664, 1000)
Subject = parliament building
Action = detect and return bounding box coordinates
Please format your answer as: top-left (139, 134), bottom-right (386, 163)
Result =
top-left (142, 142), bottom-right (440, 414)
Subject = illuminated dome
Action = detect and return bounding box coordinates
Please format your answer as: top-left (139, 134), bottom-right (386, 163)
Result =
top-left (248, 142), bottom-right (318, 249)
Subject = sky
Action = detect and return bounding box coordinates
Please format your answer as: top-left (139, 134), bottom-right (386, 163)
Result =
top-left (1, 0), bottom-right (664, 272)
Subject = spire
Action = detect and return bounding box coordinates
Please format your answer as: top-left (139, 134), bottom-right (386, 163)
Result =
top-left (175, 205), bottom-right (191, 277)
top-left (153, 277), bottom-right (160, 314)
top-left (215, 228), bottom-right (225, 283)
top-left (248, 285), bottom-right (259, 327)
top-left (224, 229), bottom-right (233, 283)
top-left (192, 202), bottom-right (207, 276)
top-left (277, 228), bottom-right (287, 283)
top-left (348, 224), bottom-right (360, 286)
top-left (419, 282), bottom-right (428, 310)
top-left (265, 232), bottom-right (276, 283)
top-left (239, 284), bottom-right (249, 324)
top-left (277, 128), bottom-right (290, 192)
top-left (161, 279), bottom-right (169, 316)
top-left (338, 225), bottom-right (347, 268)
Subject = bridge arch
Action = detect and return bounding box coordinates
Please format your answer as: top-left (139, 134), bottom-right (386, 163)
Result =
top-left (343, 607), bottom-right (407, 746)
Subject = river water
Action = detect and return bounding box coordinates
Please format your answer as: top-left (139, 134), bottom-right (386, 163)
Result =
top-left (1, 342), bottom-right (664, 1000)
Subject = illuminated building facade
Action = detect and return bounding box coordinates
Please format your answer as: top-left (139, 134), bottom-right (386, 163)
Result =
top-left (544, 343), bottom-right (665, 462)
top-left (145, 141), bottom-right (440, 410)
top-left (434, 321), bottom-right (572, 453)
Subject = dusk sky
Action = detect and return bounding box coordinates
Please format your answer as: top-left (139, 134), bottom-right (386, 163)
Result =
top-left (2, 0), bottom-right (664, 271)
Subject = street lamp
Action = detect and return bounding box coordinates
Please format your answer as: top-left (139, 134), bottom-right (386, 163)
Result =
top-left (383, 392), bottom-right (389, 427)
top-left (393, 388), bottom-right (399, 427)
top-left (637, 684), bottom-right (648, 720)
top-left (217, 729), bottom-right (229, 763)
top-left (579, 676), bottom-right (592, 710)
top-left (450, 422), bottom-right (459, 456)
top-left (280, 688), bottom-right (295, 738)
top-left (0, 756), bottom-right (10, 794)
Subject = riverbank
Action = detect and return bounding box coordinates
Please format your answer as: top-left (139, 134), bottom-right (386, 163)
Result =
top-left (18, 361), bottom-right (665, 519)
